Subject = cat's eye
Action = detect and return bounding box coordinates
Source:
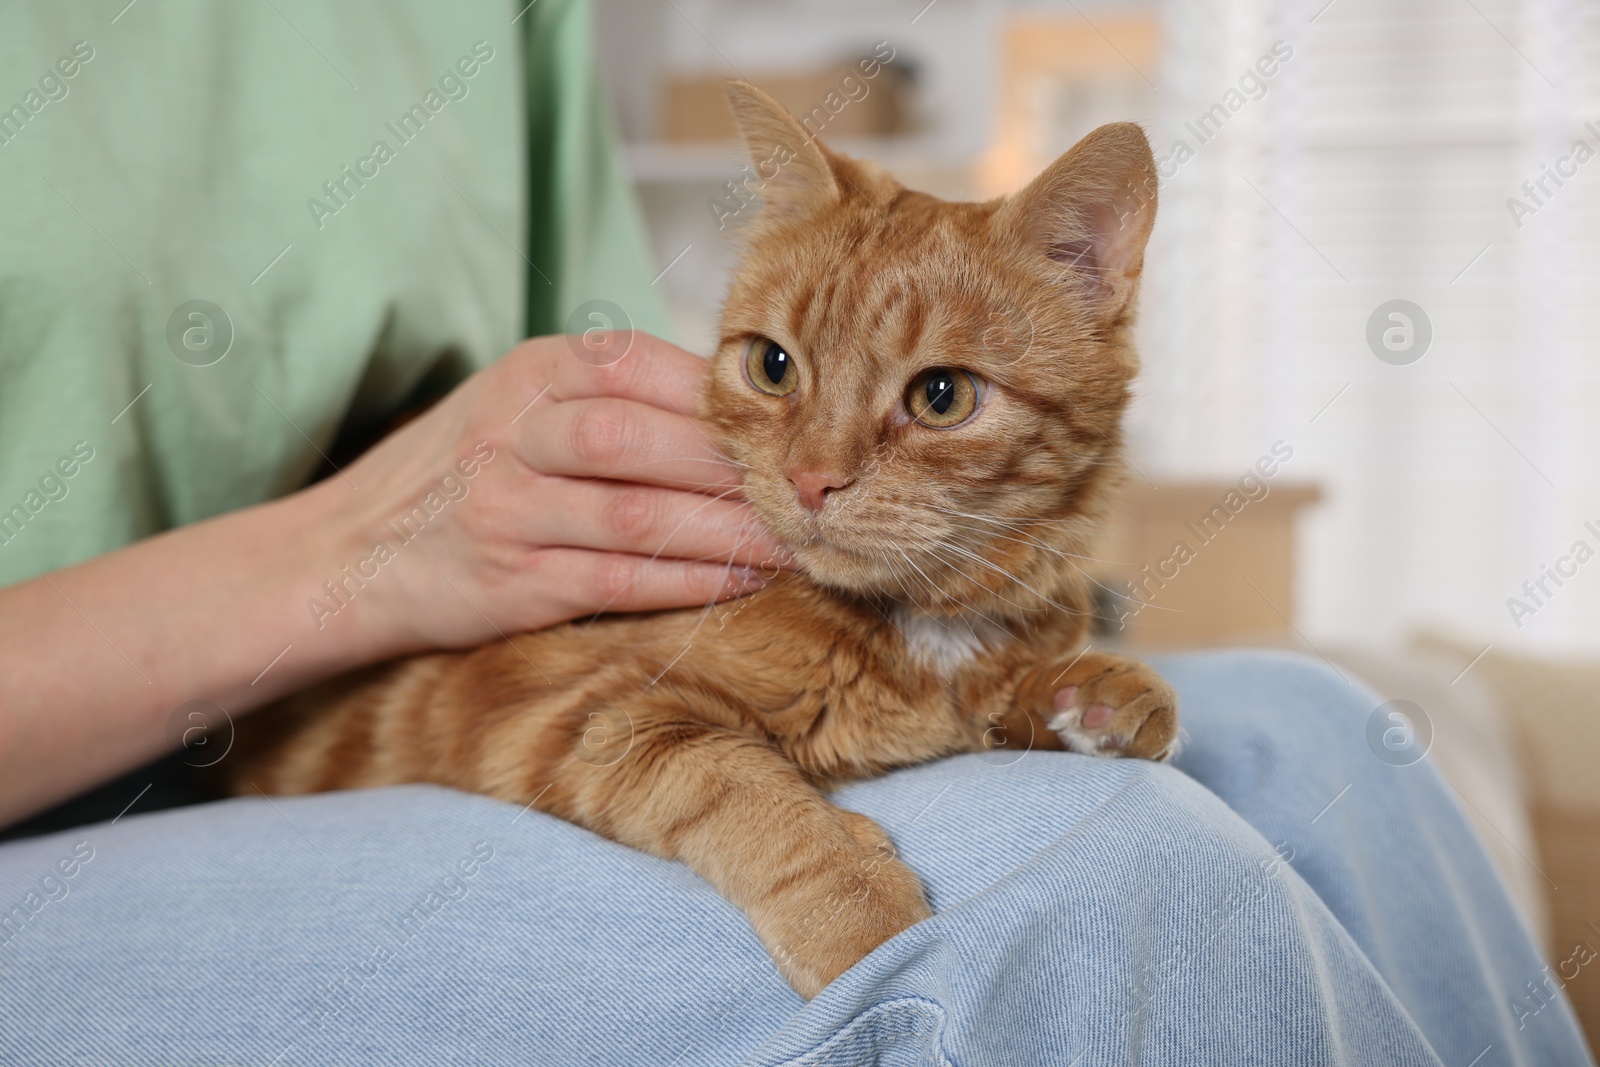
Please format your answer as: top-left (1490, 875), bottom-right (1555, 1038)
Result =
top-left (744, 337), bottom-right (797, 396)
top-left (906, 368), bottom-right (979, 428)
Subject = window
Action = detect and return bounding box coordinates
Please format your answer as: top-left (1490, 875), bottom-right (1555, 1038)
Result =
top-left (1135, 0), bottom-right (1600, 648)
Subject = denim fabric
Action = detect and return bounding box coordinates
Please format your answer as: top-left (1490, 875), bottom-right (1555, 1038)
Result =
top-left (0, 652), bottom-right (1590, 1065)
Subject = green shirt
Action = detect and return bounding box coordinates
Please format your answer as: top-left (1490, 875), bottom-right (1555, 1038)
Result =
top-left (0, 0), bottom-right (666, 587)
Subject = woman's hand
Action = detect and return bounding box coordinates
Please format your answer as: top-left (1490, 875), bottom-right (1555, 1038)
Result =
top-left (0, 333), bottom-right (785, 826)
top-left (310, 332), bottom-right (789, 654)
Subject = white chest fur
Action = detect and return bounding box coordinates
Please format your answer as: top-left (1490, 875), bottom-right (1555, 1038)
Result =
top-left (889, 604), bottom-right (1011, 679)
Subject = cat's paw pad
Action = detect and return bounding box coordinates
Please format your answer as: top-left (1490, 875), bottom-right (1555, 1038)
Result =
top-left (1025, 655), bottom-right (1179, 762)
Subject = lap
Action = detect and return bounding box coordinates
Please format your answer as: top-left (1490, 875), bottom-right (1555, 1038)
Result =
top-left (1160, 651), bottom-right (1589, 1067)
top-left (0, 652), bottom-right (1589, 1066)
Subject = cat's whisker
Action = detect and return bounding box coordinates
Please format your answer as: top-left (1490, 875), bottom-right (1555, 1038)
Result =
top-left (883, 549), bottom-right (928, 604)
top-left (935, 518), bottom-right (1096, 552)
top-left (703, 452), bottom-right (759, 473)
top-left (892, 546), bottom-right (1016, 634)
top-left (938, 522), bottom-right (1134, 598)
top-left (892, 546), bottom-right (944, 603)
top-left (884, 549), bottom-right (961, 675)
top-left (939, 523), bottom-right (1142, 608)
top-left (921, 537), bottom-right (1086, 617)
top-left (638, 483), bottom-right (765, 570)
top-left (904, 531), bottom-right (1055, 616)
top-left (881, 558), bottom-right (916, 606)
top-left (939, 518), bottom-right (1117, 568)
top-left (920, 503), bottom-right (1070, 528)
top-left (927, 511), bottom-right (1099, 546)
top-left (922, 504), bottom-right (1113, 561)
top-left (927, 511), bottom-right (1140, 603)
top-left (600, 457), bottom-right (757, 484)
top-left (919, 544), bottom-right (1057, 617)
top-left (619, 452), bottom-right (748, 468)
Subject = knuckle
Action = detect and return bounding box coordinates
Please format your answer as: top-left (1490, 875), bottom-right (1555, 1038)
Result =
top-left (605, 487), bottom-right (658, 543)
top-left (569, 402), bottom-right (631, 468)
top-left (593, 553), bottom-right (642, 603)
top-left (587, 354), bottom-right (634, 393)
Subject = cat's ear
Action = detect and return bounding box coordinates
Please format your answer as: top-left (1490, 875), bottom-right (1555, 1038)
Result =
top-left (998, 122), bottom-right (1158, 322)
top-left (725, 80), bottom-right (840, 221)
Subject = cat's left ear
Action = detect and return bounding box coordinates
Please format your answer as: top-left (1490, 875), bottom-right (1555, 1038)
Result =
top-left (997, 122), bottom-right (1158, 323)
top-left (725, 80), bottom-right (840, 222)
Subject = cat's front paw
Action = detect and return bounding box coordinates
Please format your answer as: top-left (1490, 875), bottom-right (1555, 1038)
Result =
top-left (761, 812), bottom-right (931, 999)
top-left (1018, 651), bottom-right (1178, 761)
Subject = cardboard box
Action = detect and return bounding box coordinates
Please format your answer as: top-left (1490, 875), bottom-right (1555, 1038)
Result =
top-left (661, 64), bottom-right (911, 143)
top-left (1094, 482), bottom-right (1322, 648)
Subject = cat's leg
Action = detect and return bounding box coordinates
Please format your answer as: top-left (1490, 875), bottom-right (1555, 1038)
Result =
top-left (552, 710), bottom-right (931, 999)
top-left (1012, 651), bottom-right (1179, 761)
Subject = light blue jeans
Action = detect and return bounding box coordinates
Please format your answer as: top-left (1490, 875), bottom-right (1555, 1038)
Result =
top-left (0, 652), bottom-right (1590, 1065)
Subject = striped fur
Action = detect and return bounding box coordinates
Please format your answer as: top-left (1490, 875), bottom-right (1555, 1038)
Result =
top-left (231, 84), bottom-right (1178, 998)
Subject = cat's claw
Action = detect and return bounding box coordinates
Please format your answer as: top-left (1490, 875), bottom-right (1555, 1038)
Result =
top-left (1020, 653), bottom-right (1179, 762)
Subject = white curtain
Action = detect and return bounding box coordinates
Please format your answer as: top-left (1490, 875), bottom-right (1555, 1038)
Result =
top-left (1133, 0), bottom-right (1600, 651)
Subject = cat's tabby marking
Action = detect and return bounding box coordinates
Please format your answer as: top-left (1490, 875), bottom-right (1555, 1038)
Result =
top-left (231, 82), bottom-right (1176, 998)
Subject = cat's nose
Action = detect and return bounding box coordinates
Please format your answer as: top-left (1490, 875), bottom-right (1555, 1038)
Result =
top-left (785, 466), bottom-right (852, 514)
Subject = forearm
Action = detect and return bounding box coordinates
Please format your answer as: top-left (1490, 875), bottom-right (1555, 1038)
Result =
top-left (0, 476), bottom-right (383, 826)
top-left (0, 335), bottom-right (789, 828)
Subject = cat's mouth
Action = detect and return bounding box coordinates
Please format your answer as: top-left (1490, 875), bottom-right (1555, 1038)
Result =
top-left (746, 478), bottom-right (1018, 607)
top-left (791, 541), bottom-right (909, 598)
top-left (768, 516), bottom-right (895, 579)
top-left (779, 527), bottom-right (870, 569)
top-left (769, 499), bottom-right (1058, 616)
top-left (778, 518), bottom-right (963, 601)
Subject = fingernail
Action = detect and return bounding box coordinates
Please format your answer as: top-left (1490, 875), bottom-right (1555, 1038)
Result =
top-left (1052, 686), bottom-right (1079, 712)
top-left (733, 567), bottom-right (769, 592)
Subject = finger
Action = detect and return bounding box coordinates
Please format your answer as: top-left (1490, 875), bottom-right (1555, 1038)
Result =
top-left (534, 478), bottom-right (793, 570)
top-left (539, 331), bottom-right (712, 414)
top-left (518, 396), bottom-right (745, 494)
top-left (534, 548), bottom-right (771, 617)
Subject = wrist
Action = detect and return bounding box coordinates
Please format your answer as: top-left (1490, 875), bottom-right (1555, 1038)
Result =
top-left (0, 475), bottom-right (399, 822)
top-left (258, 474), bottom-right (413, 684)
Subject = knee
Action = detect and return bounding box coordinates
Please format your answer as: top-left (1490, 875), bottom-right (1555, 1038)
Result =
top-left (1154, 649), bottom-right (1381, 759)
top-left (1226, 649), bottom-right (1365, 706)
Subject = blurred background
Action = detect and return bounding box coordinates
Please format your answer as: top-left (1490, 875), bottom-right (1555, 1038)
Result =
top-left (598, 0), bottom-right (1600, 653)
top-left (592, 0), bottom-right (1600, 1037)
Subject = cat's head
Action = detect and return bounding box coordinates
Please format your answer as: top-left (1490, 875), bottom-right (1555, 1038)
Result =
top-left (705, 81), bottom-right (1156, 622)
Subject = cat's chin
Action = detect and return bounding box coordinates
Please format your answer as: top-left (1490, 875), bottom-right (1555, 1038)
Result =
top-left (788, 543), bottom-right (879, 590)
top-left (790, 541), bottom-right (966, 612)
top-left (788, 535), bottom-right (1072, 622)
top-left (787, 541), bottom-right (902, 598)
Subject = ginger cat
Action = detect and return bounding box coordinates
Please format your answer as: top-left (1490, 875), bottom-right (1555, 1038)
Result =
top-left (231, 83), bottom-right (1177, 999)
